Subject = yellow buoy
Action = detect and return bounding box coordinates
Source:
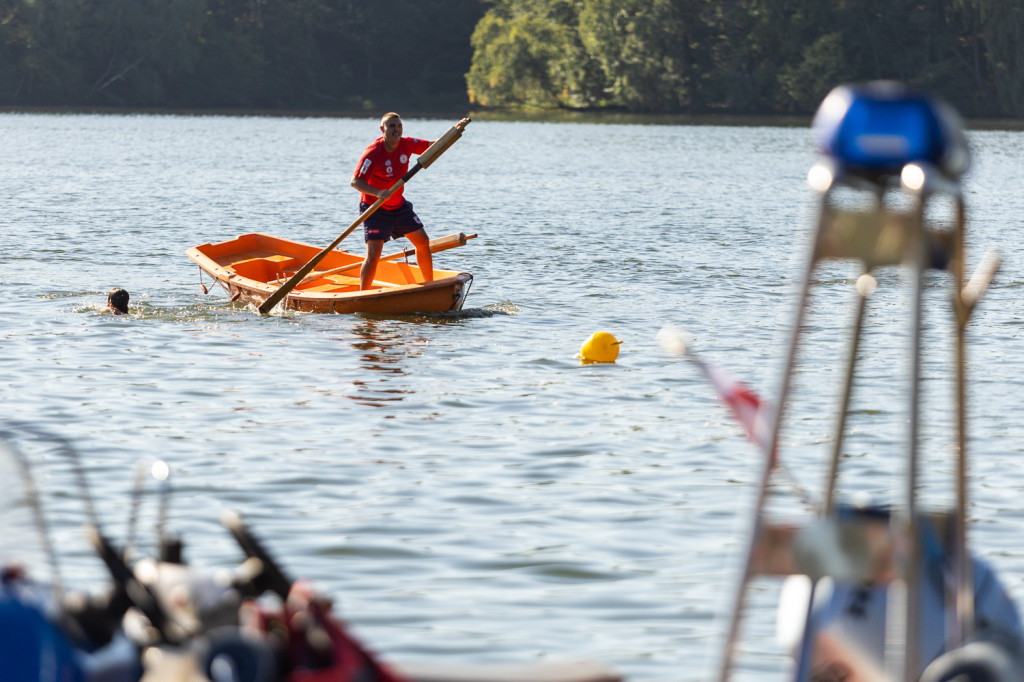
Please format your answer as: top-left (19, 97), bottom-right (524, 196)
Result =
top-left (577, 331), bottom-right (621, 364)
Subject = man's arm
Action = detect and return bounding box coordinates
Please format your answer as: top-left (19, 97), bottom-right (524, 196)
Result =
top-left (351, 175), bottom-right (385, 199)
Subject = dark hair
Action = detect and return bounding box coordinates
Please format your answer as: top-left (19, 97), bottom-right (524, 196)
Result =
top-left (107, 288), bottom-right (129, 313)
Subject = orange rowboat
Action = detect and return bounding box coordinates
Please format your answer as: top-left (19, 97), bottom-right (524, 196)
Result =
top-left (186, 232), bottom-right (475, 314)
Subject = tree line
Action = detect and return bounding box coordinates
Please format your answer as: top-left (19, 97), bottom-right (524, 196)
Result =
top-left (467, 0), bottom-right (1024, 118)
top-left (1, 0), bottom-right (1022, 118)
top-left (0, 0), bottom-right (483, 112)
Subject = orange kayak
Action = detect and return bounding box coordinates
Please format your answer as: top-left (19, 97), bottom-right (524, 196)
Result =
top-left (186, 232), bottom-right (474, 314)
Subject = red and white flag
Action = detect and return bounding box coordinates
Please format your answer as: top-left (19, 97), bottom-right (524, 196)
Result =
top-left (658, 326), bottom-right (773, 459)
top-left (698, 359), bottom-right (771, 452)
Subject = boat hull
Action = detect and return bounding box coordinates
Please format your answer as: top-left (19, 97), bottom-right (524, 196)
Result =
top-left (186, 233), bottom-right (473, 314)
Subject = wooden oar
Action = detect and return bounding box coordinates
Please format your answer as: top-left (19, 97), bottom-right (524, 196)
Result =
top-left (258, 118), bottom-right (471, 315)
top-left (277, 232), bottom-right (477, 286)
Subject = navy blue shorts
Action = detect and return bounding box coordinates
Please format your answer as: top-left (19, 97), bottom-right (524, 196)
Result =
top-left (360, 200), bottom-right (424, 242)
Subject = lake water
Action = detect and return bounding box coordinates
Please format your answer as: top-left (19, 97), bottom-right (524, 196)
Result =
top-left (1, 111), bottom-right (1024, 681)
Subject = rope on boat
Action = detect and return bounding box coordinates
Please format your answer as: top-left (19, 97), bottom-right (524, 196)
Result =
top-left (197, 266), bottom-right (209, 294)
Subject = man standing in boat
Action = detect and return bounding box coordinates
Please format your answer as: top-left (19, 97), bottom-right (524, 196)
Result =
top-left (351, 113), bottom-right (470, 290)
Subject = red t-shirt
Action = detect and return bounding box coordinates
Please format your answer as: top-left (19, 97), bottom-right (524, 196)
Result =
top-left (353, 136), bottom-right (431, 210)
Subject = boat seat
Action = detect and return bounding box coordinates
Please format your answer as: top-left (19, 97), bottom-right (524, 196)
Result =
top-left (392, 659), bottom-right (622, 682)
top-left (232, 254), bottom-right (294, 266)
top-left (231, 254), bottom-right (301, 281)
top-left (323, 275), bottom-right (361, 285)
top-left (301, 283), bottom-right (359, 293)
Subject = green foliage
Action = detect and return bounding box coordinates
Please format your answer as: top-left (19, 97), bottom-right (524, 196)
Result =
top-left (776, 33), bottom-right (848, 113)
top-left (957, 0), bottom-right (1024, 115)
top-left (79, 0), bottom-right (207, 105)
top-left (1, 0), bottom-right (1024, 116)
top-left (0, 0), bottom-right (485, 110)
top-left (576, 0), bottom-right (693, 112)
top-left (466, 1), bottom-right (603, 109)
top-left (467, 13), bottom-right (566, 107)
top-left (0, 0), bottom-right (85, 103)
top-left (466, 0), bottom-right (1024, 116)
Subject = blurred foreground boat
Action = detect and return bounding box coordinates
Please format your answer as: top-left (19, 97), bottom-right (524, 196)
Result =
top-left (0, 428), bottom-right (619, 682)
top-left (665, 81), bottom-right (1024, 681)
top-left (186, 232), bottom-right (475, 314)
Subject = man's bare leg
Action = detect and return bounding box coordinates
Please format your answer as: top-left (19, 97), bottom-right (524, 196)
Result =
top-left (360, 239), bottom-right (385, 290)
top-left (405, 228), bottom-right (433, 282)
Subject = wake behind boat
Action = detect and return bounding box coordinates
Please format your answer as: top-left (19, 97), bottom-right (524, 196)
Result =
top-left (186, 232), bottom-right (475, 315)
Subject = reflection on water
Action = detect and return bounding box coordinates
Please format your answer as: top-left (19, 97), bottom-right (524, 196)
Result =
top-left (344, 320), bottom-right (424, 407)
top-left (340, 304), bottom-right (519, 406)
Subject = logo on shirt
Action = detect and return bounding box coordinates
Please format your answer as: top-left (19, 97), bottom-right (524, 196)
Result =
top-left (400, 154), bottom-right (409, 164)
top-left (385, 159), bottom-right (393, 176)
top-left (359, 158), bottom-right (371, 175)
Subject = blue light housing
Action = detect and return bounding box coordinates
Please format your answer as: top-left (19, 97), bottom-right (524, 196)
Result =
top-left (812, 81), bottom-right (969, 179)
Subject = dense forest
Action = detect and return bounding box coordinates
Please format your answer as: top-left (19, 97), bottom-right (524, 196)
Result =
top-left (1, 0), bottom-right (1022, 117)
top-left (0, 0), bottom-right (484, 112)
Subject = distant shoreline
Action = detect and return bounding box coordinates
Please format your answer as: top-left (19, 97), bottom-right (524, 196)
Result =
top-left (2, 105), bottom-right (1022, 130)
